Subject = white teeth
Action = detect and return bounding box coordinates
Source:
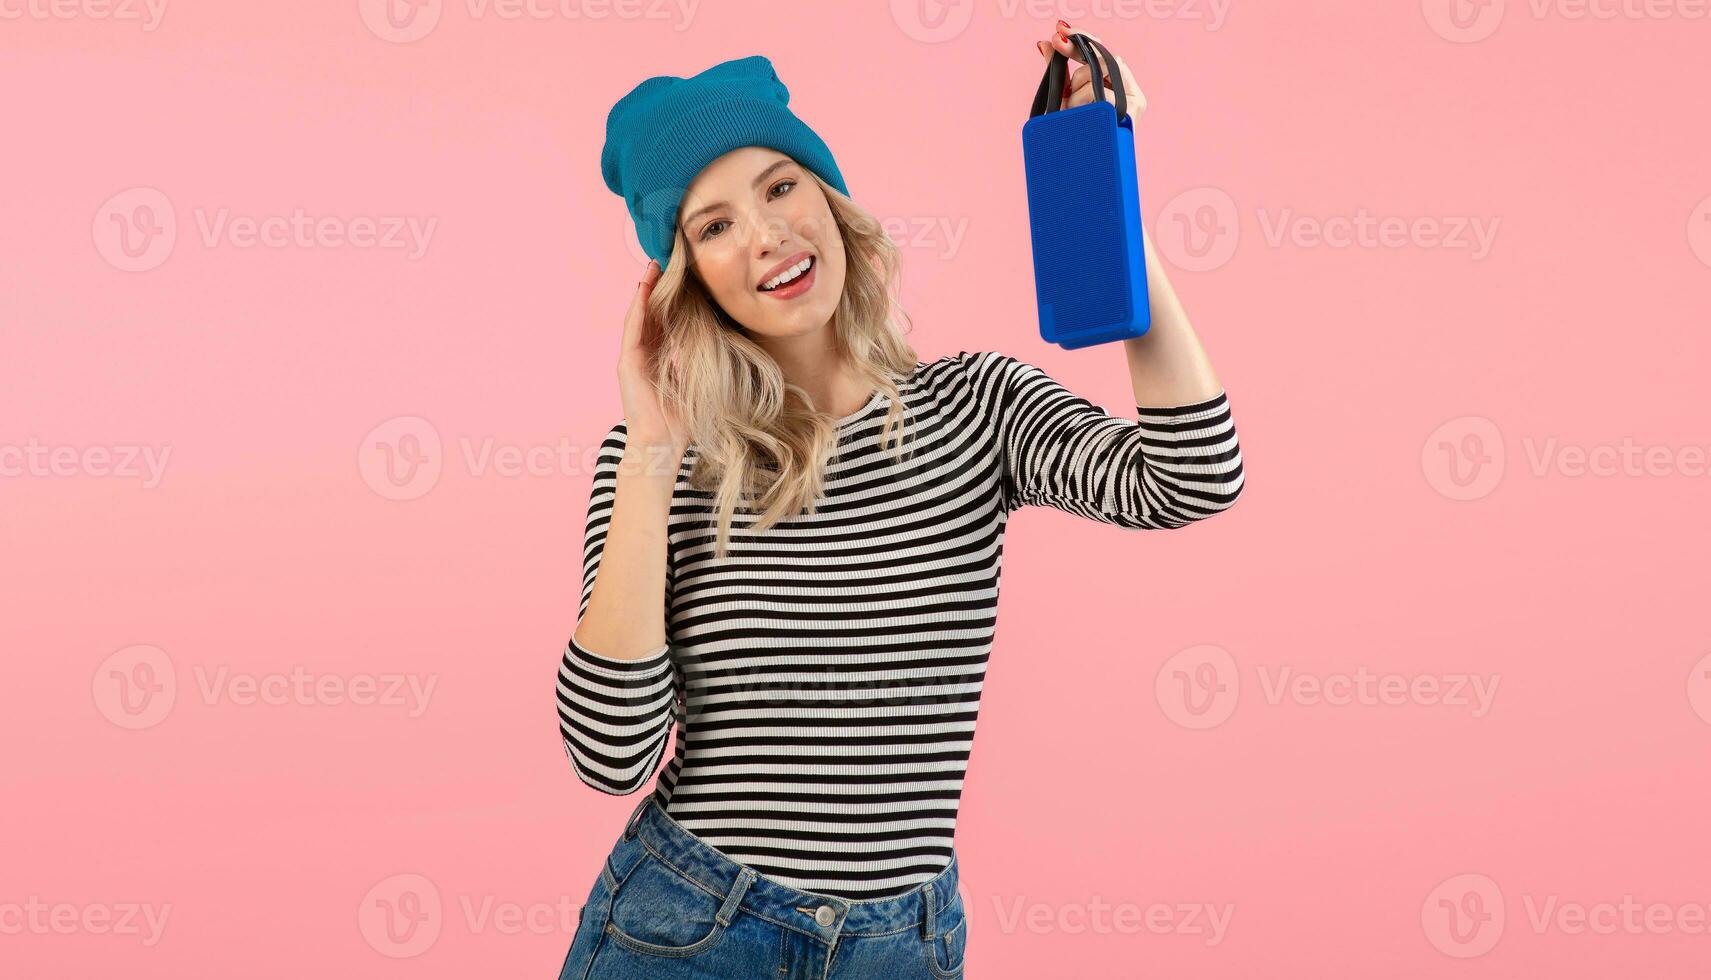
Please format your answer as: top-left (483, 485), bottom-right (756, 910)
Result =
top-left (761, 256), bottom-right (812, 291)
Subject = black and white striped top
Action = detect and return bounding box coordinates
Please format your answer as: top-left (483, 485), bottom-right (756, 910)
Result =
top-left (556, 350), bottom-right (1244, 899)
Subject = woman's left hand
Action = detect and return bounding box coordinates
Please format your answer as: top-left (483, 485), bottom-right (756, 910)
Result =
top-left (1036, 23), bottom-right (1147, 119)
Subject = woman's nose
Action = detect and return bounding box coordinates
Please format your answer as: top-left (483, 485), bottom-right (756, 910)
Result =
top-left (752, 210), bottom-right (793, 250)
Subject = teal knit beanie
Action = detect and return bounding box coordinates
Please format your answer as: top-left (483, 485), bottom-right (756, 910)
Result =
top-left (600, 54), bottom-right (850, 268)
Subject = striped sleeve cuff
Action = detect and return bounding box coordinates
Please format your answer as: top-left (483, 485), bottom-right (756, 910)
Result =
top-left (1135, 390), bottom-right (1243, 474)
top-left (557, 636), bottom-right (675, 794)
top-left (1131, 389), bottom-right (1244, 525)
top-left (1136, 389), bottom-right (1232, 424)
top-left (567, 635), bottom-right (672, 675)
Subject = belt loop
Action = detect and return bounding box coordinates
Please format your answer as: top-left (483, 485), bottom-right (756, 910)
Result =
top-left (715, 868), bottom-right (757, 927)
top-left (922, 876), bottom-right (938, 941)
top-left (622, 794), bottom-right (650, 841)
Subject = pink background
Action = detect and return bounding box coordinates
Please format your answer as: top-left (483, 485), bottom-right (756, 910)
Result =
top-left (5, 1), bottom-right (1710, 977)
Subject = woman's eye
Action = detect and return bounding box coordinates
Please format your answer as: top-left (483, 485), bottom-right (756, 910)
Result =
top-left (698, 181), bottom-right (793, 241)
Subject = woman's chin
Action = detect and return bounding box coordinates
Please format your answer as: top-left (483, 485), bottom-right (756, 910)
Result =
top-left (745, 303), bottom-right (839, 339)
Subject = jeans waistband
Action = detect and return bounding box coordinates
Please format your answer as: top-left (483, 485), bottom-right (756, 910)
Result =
top-left (619, 793), bottom-right (960, 943)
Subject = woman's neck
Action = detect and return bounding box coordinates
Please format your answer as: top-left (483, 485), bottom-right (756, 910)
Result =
top-left (757, 335), bottom-right (868, 419)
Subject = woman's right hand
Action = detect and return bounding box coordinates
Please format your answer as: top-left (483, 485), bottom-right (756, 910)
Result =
top-left (616, 260), bottom-right (688, 465)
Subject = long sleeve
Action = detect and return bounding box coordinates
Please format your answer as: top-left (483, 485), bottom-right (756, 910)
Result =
top-left (988, 352), bottom-right (1245, 527)
top-left (555, 422), bottom-right (678, 796)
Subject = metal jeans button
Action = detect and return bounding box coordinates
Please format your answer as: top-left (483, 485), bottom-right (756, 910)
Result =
top-left (813, 905), bottom-right (837, 926)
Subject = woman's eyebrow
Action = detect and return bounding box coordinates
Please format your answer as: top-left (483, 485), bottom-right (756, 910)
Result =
top-left (679, 159), bottom-right (795, 230)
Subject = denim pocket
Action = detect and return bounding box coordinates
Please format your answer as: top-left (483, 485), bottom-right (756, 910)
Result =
top-left (924, 891), bottom-right (968, 979)
top-left (602, 849), bottom-right (732, 958)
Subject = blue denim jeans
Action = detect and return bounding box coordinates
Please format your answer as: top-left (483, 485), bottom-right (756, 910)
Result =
top-left (557, 794), bottom-right (968, 979)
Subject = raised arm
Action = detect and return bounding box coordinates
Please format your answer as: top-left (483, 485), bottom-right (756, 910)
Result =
top-left (555, 421), bottom-right (680, 795)
top-left (989, 353), bottom-right (1244, 527)
top-left (990, 210), bottom-right (1247, 526)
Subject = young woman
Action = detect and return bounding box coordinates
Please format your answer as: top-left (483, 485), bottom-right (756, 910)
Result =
top-left (556, 26), bottom-right (1244, 980)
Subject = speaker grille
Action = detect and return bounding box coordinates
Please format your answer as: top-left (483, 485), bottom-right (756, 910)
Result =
top-left (1022, 101), bottom-right (1135, 341)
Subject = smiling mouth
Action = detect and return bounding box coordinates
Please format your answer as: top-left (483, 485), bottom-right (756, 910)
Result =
top-left (758, 255), bottom-right (815, 292)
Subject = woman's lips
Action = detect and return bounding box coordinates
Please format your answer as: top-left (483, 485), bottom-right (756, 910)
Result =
top-left (758, 256), bottom-right (816, 300)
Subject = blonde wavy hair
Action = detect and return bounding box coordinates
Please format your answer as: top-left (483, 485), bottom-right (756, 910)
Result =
top-left (641, 170), bottom-right (920, 560)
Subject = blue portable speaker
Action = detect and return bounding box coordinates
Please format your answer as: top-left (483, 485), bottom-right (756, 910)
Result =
top-left (1022, 33), bottom-right (1151, 350)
